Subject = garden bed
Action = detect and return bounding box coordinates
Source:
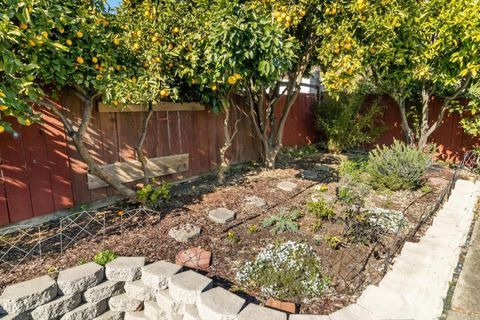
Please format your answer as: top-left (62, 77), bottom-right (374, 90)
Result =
top-left (0, 152), bottom-right (454, 314)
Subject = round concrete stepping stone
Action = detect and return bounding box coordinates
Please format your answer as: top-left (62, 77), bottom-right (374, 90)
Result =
top-left (108, 293), bottom-right (142, 312)
top-left (168, 270), bottom-right (213, 305)
top-left (244, 196), bottom-right (267, 207)
top-left (168, 223), bottom-right (201, 243)
top-left (197, 287), bottom-right (245, 320)
top-left (106, 257), bottom-right (145, 282)
top-left (93, 310), bottom-right (123, 320)
top-left (0, 275), bottom-right (58, 314)
top-left (276, 181), bottom-right (297, 192)
top-left (141, 261), bottom-right (182, 290)
top-left (237, 304), bottom-right (287, 320)
top-left (175, 247), bottom-right (211, 270)
top-left (208, 208), bottom-right (235, 224)
top-left (57, 262), bottom-right (104, 294)
top-left (83, 281), bottom-right (124, 303)
top-left (125, 280), bottom-right (155, 301)
top-left (60, 300), bottom-right (108, 320)
top-left (31, 293), bottom-right (81, 320)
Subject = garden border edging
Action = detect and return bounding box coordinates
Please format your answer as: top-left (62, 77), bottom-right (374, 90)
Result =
top-left (0, 179), bottom-right (478, 320)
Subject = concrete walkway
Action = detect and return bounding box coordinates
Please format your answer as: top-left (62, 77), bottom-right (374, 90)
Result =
top-left (447, 218), bottom-right (480, 320)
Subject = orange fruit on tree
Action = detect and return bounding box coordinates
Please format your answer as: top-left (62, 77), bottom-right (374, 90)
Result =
top-left (20, 23), bottom-right (28, 30)
top-left (0, 126), bottom-right (4, 133)
top-left (41, 31), bottom-right (48, 39)
top-left (0, 105), bottom-right (8, 111)
top-left (76, 31), bottom-right (84, 38)
top-left (92, 57), bottom-right (98, 63)
top-left (76, 56), bottom-right (85, 64)
top-left (227, 76), bottom-right (237, 85)
top-left (66, 39), bottom-right (73, 46)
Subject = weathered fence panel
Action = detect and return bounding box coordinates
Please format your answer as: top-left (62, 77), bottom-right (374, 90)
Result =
top-left (0, 92), bottom-right (319, 226)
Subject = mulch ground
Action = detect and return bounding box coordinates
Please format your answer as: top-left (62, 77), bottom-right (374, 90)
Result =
top-left (0, 152), bottom-right (455, 314)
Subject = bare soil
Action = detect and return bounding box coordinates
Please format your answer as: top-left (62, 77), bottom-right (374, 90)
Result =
top-left (0, 152), bottom-right (454, 315)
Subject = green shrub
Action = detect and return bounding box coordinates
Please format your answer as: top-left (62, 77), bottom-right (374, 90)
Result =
top-left (306, 198), bottom-right (335, 220)
top-left (136, 179), bottom-right (170, 207)
top-left (337, 158), bottom-right (371, 206)
top-left (93, 250), bottom-right (119, 266)
top-left (236, 241), bottom-right (330, 300)
top-left (315, 94), bottom-right (384, 153)
top-left (261, 209), bottom-right (303, 234)
top-left (366, 140), bottom-right (432, 191)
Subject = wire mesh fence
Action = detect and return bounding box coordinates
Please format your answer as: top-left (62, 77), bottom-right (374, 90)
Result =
top-left (0, 208), bottom-right (160, 273)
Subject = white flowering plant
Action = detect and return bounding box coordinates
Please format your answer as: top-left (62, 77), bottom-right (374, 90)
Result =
top-left (367, 208), bottom-right (407, 232)
top-left (236, 241), bottom-right (330, 300)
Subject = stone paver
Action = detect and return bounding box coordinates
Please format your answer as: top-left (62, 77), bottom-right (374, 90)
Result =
top-left (236, 303), bottom-right (287, 320)
top-left (276, 181), bottom-right (297, 192)
top-left (93, 310), bottom-right (124, 320)
top-left (83, 281), bottom-right (124, 303)
top-left (60, 300), bottom-right (108, 320)
top-left (168, 270), bottom-right (213, 305)
top-left (125, 280), bottom-right (156, 301)
top-left (124, 311), bottom-right (149, 320)
top-left (141, 260), bottom-right (182, 290)
top-left (144, 301), bottom-right (164, 320)
top-left (449, 219), bottom-right (480, 319)
top-left (57, 262), bottom-right (104, 294)
top-left (30, 293), bottom-right (81, 320)
top-left (0, 275), bottom-right (57, 314)
top-left (108, 293), bottom-right (142, 312)
top-left (0, 312), bottom-right (31, 320)
top-left (244, 196), bottom-right (266, 207)
top-left (329, 304), bottom-right (379, 320)
top-left (197, 287), bottom-right (245, 320)
top-left (168, 223), bottom-right (201, 243)
top-left (184, 305), bottom-right (201, 320)
top-left (106, 257), bottom-right (145, 282)
top-left (208, 208), bottom-right (235, 224)
top-left (175, 247), bottom-right (211, 270)
top-left (156, 288), bottom-right (182, 316)
top-left (357, 285), bottom-right (413, 319)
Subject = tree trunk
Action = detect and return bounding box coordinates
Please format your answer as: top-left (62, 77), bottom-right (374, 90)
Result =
top-left (396, 96), bottom-right (415, 145)
top-left (263, 145), bottom-right (281, 169)
top-left (136, 102), bottom-right (154, 185)
top-left (217, 99), bottom-right (240, 184)
top-left (42, 92), bottom-right (140, 203)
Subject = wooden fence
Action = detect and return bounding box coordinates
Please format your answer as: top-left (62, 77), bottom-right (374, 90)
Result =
top-left (1, 91), bottom-right (478, 226)
top-left (375, 95), bottom-right (480, 162)
top-left (0, 92), bottom-right (318, 226)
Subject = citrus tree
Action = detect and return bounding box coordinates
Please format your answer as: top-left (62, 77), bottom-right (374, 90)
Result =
top-left (0, 0), bottom-right (140, 201)
top-left (238, 0), bottom-right (325, 169)
top-left (188, 0), bottom-right (298, 180)
top-left (106, 0), bottom-right (202, 184)
top-left (319, 0), bottom-right (480, 149)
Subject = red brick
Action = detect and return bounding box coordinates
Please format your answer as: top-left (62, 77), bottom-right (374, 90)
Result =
top-left (175, 247), bottom-right (211, 270)
top-left (265, 298), bottom-right (296, 314)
